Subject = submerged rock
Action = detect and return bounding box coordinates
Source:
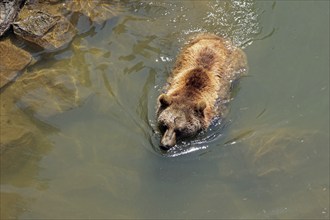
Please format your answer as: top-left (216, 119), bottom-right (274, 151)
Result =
top-left (0, 92), bottom-right (41, 154)
top-left (13, 3), bottom-right (76, 50)
top-left (65, 0), bottom-right (120, 23)
top-left (0, 0), bottom-right (23, 36)
top-left (0, 91), bottom-right (54, 220)
top-left (0, 38), bottom-right (32, 89)
top-left (245, 127), bottom-right (317, 176)
top-left (10, 54), bottom-right (92, 118)
top-left (0, 192), bottom-right (27, 220)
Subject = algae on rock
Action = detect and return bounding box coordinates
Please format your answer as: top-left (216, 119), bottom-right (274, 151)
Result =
top-left (13, 3), bottom-right (76, 50)
top-left (0, 39), bottom-right (32, 88)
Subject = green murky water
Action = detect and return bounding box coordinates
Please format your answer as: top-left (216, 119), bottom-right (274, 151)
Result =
top-left (1, 0), bottom-right (329, 219)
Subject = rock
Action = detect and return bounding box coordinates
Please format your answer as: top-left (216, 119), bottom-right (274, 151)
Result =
top-left (26, 0), bottom-right (62, 4)
top-left (14, 11), bottom-right (58, 37)
top-left (0, 0), bottom-right (23, 36)
top-left (0, 192), bottom-right (26, 220)
top-left (0, 90), bottom-right (53, 197)
top-left (245, 127), bottom-right (317, 176)
top-left (0, 92), bottom-right (40, 154)
top-left (13, 4), bottom-right (76, 50)
top-left (65, 0), bottom-right (120, 23)
top-left (10, 53), bottom-right (92, 118)
top-left (0, 38), bottom-right (32, 89)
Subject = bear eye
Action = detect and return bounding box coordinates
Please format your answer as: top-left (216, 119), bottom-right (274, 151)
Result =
top-left (175, 127), bottom-right (192, 138)
top-left (175, 128), bottom-right (188, 137)
top-left (158, 123), bottom-right (168, 133)
top-left (175, 129), bottom-right (183, 137)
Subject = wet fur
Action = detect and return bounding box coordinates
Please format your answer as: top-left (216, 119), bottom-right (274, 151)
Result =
top-left (157, 33), bottom-right (247, 149)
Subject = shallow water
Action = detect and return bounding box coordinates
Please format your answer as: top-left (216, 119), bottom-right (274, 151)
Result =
top-left (1, 0), bottom-right (329, 219)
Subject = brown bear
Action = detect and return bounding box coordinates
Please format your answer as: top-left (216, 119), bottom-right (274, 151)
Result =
top-left (156, 33), bottom-right (247, 150)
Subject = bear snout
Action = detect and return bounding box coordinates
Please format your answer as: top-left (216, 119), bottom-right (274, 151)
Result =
top-left (160, 128), bottom-right (176, 150)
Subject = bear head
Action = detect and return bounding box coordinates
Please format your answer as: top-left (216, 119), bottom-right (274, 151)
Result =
top-left (156, 94), bottom-right (207, 151)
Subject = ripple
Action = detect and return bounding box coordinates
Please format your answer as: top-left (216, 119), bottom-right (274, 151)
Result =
top-left (150, 117), bottom-right (230, 157)
top-left (203, 0), bottom-right (261, 47)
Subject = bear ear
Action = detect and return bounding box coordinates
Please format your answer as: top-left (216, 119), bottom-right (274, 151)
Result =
top-left (159, 94), bottom-right (172, 108)
top-left (195, 101), bottom-right (206, 117)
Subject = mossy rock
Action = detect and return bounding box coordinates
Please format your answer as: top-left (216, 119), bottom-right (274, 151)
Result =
top-left (13, 3), bottom-right (76, 50)
top-left (0, 38), bottom-right (32, 88)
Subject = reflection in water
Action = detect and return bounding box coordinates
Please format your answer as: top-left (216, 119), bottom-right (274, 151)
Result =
top-left (0, 0), bottom-right (329, 219)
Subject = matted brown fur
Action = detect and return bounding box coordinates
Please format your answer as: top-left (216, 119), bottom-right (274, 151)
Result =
top-left (157, 33), bottom-right (247, 150)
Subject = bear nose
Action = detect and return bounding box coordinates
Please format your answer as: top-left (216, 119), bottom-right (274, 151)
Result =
top-left (160, 144), bottom-right (171, 151)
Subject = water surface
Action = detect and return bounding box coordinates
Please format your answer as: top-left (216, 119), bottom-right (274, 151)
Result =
top-left (1, 0), bottom-right (329, 219)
